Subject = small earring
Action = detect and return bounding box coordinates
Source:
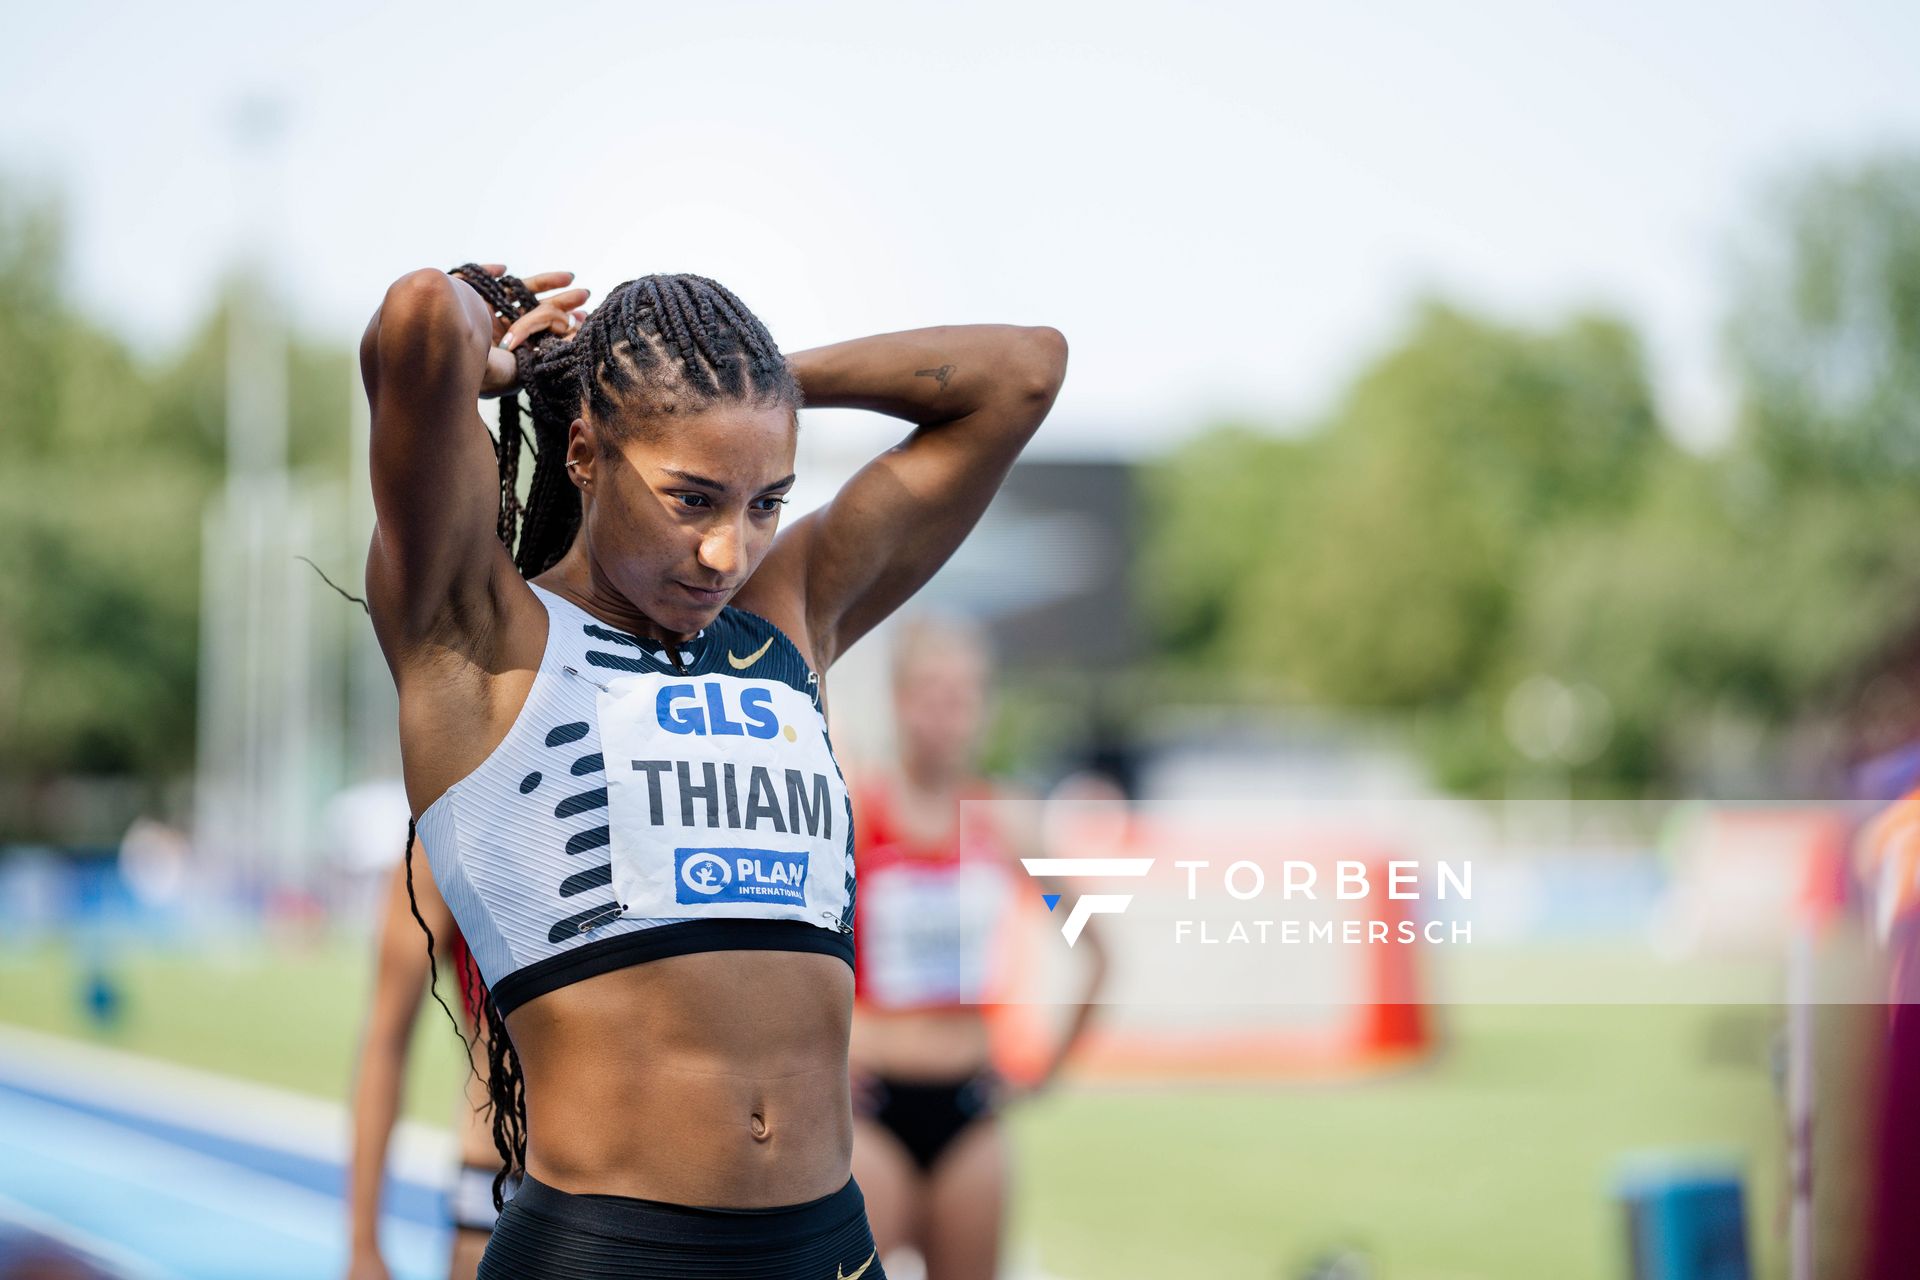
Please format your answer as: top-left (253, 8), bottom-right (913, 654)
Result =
top-left (565, 461), bottom-right (581, 471)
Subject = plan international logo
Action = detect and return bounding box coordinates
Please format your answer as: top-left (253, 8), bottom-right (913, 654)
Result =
top-left (1019, 857), bottom-right (1155, 946)
top-left (675, 847), bottom-right (811, 906)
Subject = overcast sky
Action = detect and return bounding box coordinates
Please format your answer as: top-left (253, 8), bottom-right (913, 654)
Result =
top-left (5, 0), bottom-right (1919, 456)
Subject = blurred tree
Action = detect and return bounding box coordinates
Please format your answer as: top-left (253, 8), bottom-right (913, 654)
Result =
top-left (0, 182), bottom-right (68, 455)
top-left (1147, 302), bottom-right (1663, 710)
top-left (1729, 154), bottom-right (1920, 483)
top-left (1146, 153), bottom-right (1920, 795)
top-left (0, 179), bottom-right (199, 787)
top-left (0, 177), bottom-right (351, 817)
top-left (1507, 156), bottom-right (1920, 790)
top-left (1139, 423), bottom-right (1316, 667)
top-left (1510, 458), bottom-right (1920, 790)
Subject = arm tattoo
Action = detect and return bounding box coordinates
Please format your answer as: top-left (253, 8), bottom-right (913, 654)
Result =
top-left (914, 364), bottom-right (956, 390)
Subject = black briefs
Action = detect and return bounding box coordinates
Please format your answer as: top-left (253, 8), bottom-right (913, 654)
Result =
top-left (859, 1071), bottom-right (1003, 1172)
top-left (476, 1174), bottom-right (886, 1280)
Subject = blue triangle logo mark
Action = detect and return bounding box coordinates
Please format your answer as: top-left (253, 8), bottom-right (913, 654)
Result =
top-left (1042, 894), bottom-right (1061, 912)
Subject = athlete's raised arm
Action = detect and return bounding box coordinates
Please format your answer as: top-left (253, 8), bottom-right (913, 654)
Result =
top-left (769, 325), bottom-right (1068, 668)
top-left (359, 265), bottom-right (587, 641)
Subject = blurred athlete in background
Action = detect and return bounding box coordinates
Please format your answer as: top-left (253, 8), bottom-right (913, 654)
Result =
top-left (345, 839), bottom-right (511, 1280)
top-left (850, 616), bottom-right (1108, 1279)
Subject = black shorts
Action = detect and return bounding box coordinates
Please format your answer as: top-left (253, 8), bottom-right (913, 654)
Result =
top-left (860, 1070), bottom-right (1002, 1172)
top-left (476, 1174), bottom-right (886, 1280)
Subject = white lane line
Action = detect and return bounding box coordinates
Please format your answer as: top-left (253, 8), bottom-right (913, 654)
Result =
top-left (0, 1022), bottom-right (455, 1183)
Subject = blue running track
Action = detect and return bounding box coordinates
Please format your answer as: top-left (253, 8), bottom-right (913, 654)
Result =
top-left (0, 1029), bottom-right (456, 1280)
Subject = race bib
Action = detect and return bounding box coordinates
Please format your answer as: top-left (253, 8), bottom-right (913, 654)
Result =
top-left (598, 673), bottom-right (851, 930)
top-left (862, 858), bottom-right (1009, 1007)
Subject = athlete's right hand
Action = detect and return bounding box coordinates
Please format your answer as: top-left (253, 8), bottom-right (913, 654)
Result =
top-left (460, 264), bottom-right (590, 397)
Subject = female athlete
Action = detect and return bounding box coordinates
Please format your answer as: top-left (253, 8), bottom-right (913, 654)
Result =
top-left (850, 616), bottom-right (1108, 1279)
top-left (360, 262), bottom-right (1065, 1277)
top-left (345, 837), bottom-right (510, 1280)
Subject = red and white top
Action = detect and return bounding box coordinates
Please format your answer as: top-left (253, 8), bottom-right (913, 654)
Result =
top-left (852, 776), bottom-right (1015, 1011)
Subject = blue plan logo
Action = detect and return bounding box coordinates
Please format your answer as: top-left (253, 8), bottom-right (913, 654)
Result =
top-left (675, 847), bottom-right (811, 906)
top-left (679, 851), bottom-right (732, 895)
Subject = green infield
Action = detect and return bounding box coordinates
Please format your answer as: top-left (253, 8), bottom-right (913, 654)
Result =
top-left (0, 937), bottom-right (1787, 1278)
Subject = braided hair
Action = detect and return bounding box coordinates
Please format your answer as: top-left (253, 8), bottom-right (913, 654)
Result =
top-left (450, 263), bottom-right (803, 577)
top-left (403, 264), bottom-right (801, 1212)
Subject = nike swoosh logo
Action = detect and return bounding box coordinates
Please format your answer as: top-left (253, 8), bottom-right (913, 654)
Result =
top-left (728, 636), bottom-right (776, 670)
top-left (837, 1253), bottom-right (877, 1280)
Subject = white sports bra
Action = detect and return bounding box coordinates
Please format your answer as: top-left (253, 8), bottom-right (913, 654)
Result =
top-left (415, 583), bottom-right (855, 1017)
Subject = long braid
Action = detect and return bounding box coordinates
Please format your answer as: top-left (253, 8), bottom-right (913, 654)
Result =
top-left (476, 988), bottom-right (527, 1212)
top-left (402, 818), bottom-right (470, 1063)
top-left (406, 262), bottom-right (802, 1208)
top-left (449, 266), bottom-right (539, 551)
top-left (514, 337), bottom-right (588, 577)
top-left (405, 811), bottom-right (527, 1206)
